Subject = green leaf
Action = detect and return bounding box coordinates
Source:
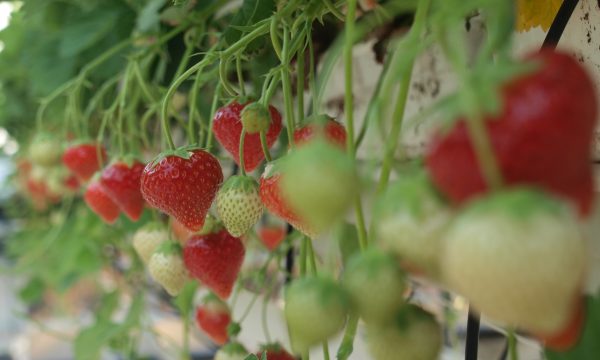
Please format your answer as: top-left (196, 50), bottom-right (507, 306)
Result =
top-left (59, 9), bottom-right (120, 57)
top-left (74, 321), bottom-right (122, 360)
top-left (223, 0), bottom-right (275, 48)
top-left (244, 355), bottom-right (259, 360)
top-left (137, 0), bottom-right (168, 33)
top-left (546, 296), bottom-right (600, 360)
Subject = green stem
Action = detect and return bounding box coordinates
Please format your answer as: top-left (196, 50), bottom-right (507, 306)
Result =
top-left (306, 237), bottom-right (317, 275)
top-left (322, 343), bottom-right (331, 360)
top-left (281, 27), bottom-right (296, 147)
top-left (508, 330), bottom-right (518, 360)
top-left (297, 44), bottom-right (305, 122)
top-left (239, 129), bottom-right (247, 175)
top-left (336, 314), bottom-right (359, 360)
top-left (323, 0), bottom-right (345, 21)
top-left (236, 55), bottom-right (246, 97)
top-left (206, 83), bottom-right (222, 150)
top-left (307, 27), bottom-right (317, 115)
top-left (181, 315), bottom-right (190, 360)
top-left (173, 30), bottom-right (197, 83)
top-left (299, 236), bottom-right (308, 276)
top-left (259, 131), bottom-right (272, 162)
top-left (188, 69), bottom-right (203, 145)
top-left (81, 39), bottom-right (132, 76)
top-left (270, 17), bottom-right (283, 61)
top-left (220, 55), bottom-right (237, 97)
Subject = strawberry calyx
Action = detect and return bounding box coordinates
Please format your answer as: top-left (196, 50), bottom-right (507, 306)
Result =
top-left (109, 154), bottom-right (144, 168)
top-left (155, 240), bottom-right (183, 256)
top-left (227, 321), bottom-right (241, 337)
top-left (140, 221), bottom-right (166, 233)
top-left (393, 305), bottom-right (436, 333)
top-left (197, 213), bottom-right (224, 235)
top-left (148, 145), bottom-right (206, 168)
top-left (295, 113), bottom-right (332, 128)
top-left (220, 175), bottom-right (259, 193)
top-left (220, 341), bottom-right (248, 355)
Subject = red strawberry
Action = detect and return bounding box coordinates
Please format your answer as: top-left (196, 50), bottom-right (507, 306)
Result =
top-left (62, 143), bottom-right (107, 181)
top-left (293, 116), bottom-right (347, 148)
top-left (100, 160), bottom-right (145, 221)
top-left (141, 148), bottom-right (223, 231)
top-left (64, 174), bottom-right (80, 191)
top-left (84, 180), bottom-right (120, 224)
top-left (426, 50), bottom-right (597, 216)
top-left (195, 294), bottom-right (231, 345)
top-left (258, 225), bottom-right (286, 251)
top-left (259, 164), bottom-right (316, 238)
top-left (183, 229), bottom-right (245, 300)
top-left (213, 101), bottom-right (282, 172)
top-left (255, 343), bottom-right (296, 360)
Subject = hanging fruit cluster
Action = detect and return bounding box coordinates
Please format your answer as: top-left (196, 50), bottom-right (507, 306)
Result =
top-left (5, 0), bottom-right (599, 359)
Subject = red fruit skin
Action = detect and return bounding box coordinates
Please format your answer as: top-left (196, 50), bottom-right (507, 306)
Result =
top-left (195, 305), bottom-right (231, 345)
top-left (425, 50), bottom-right (597, 216)
top-left (258, 226), bottom-right (286, 251)
top-left (183, 230), bottom-right (245, 300)
top-left (84, 181), bottom-right (120, 224)
top-left (538, 298), bottom-right (585, 351)
top-left (259, 174), bottom-right (314, 237)
top-left (213, 101), bottom-right (282, 172)
top-left (62, 144), bottom-right (107, 182)
top-left (64, 175), bottom-right (80, 191)
top-left (171, 216), bottom-right (194, 244)
top-left (293, 120), bottom-right (347, 148)
top-left (255, 350), bottom-right (296, 360)
top-left (141, 150), bottom-right (223, 231)
top-left (100, 161), bottom-right (145, 221)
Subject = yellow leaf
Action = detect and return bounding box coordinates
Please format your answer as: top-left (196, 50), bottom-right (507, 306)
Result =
top-left (515, 0), bottom-right (563, 32)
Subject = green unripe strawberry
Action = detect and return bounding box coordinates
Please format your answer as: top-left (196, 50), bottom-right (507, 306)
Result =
top-left (442, 188), bottom-right (586, 334)
top-left (285, 276), bottom-right (351, 354)
top-left (241, 102), bottom-right (271, 133)
top-left (148, 241), bottom-right (189, 296)
top-left (343, 248), bottom-right (407, 324)
top-left (216, 175), bottom-right (263, 237)
top-left (29, 134), bottom-right (62, 167)
top-left (280, 139), bottom-right (359, 235)
top-left (376, 171), bottom-right (451, 278)
top-left (133, 222), bottom-right (168, 263)
top-left (214, 342), bottom-right (248, 360)
top-left (366, 305), bottom-right (442, 360)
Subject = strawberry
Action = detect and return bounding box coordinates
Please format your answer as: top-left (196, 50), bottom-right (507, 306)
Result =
top-left (442, 188), bottom-right (586, 334)
top-left (426, 50), bottom-right (598, 216)
top-left (216, 175), bottom-right (263, 237)
top-left (260, 164), bottom-right (315, 238)
top-left (284, 276), bottom-right (350, 354)
top-left (84, 180), bottom-right (120, 224)
top-left (293, 115), bottom-right (347, 149)
top-left (132, 222), bottom-right (168, 263)
top-left (255, 343), bottom-right (296, 360)
top-left (63, 174), bottom-right (80, 191)
top-left (183, 229), bottom-right (245, 300)
top-left (537, 297), bottom-right (585, 351)
top-left (213, 100), bottom-right (282, 173)
top-left (62, 143), bottom-right (107, 181)
top-left (342, 248), bottom-right (407, 325)
top-left (241, 102), bottom-right (272, 134)
top-left (29, 135), bottom-right (62, 167)
top-left (366, 305), bottom-right (442, 360)
top-left (257, 225), bottom-right (286, 251)
top-left (375, 171), bottom-right (451, 278)
top-left (279, 139), bottom-right (360, 235)
top-left (195, 294), bottom-right (231, 345)
top-left (100, 160), bottom-right (145, 221)
top-left (148, 241), bottom-right (189, 296)
top-left (141, 147), bottom-right (223, 231)
top-left (214, 342), bottom-right (248, 360)
top-left (171, 216), bottom-right (194, 244)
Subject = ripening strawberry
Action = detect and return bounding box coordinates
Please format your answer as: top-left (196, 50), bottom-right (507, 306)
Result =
top-left (195, 294), bottom-right (231, 345)
top-left (141, 148), bottom-right (223, 231)
top-left (29, 135), bottom-right (62, 167)
top-left (376, 171), bottom-right (451, 278)
top-left (62, 143), bottom-right (107, 181)
top-left (214, 342), bottom-right (248, 360)
top-left (285, 276), bottom-right (351, 354)
top-left (255, 343), bottom-right (295, 360)
top-left (84, 180), bottom-right (120, 224)
top-left (183, 230), bottom-right (245, 300)
top-left (257, 225), bottom-right (286, 251)
top-left (442, 188), bottom-right (586, 334)
top-left (366, 305), bottom-right (442, 360)
top-left (426, 50), bottom-right (598, 216)
top-left (260, 164), bottom-right (316, 238)
top-left (100, 160), bottom-right (146, 221)
top-left (537, 299), bottom-right (585, 351)
top-left (216, 175), bottom-right (263, 237)
top-left (148, 241), bottom-right (189, 296)
top-left (293, 115), bottom-right (347, 149)
top-left (132, 222), bottom-right (168, 263)
top-left (343, 248), bottom-right (407, 325)
top-left (213, 100), bottom-right (282, 172)
top-left (280, 139), bottom-right (360, 235)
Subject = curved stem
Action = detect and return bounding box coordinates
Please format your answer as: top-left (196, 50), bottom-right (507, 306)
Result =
top-left (206, 83), bottom-right (222, 150)
top-left (297, 44), bottom-right (305, 122)
top-left (259, 131), bottom-right (272, 162)
top-left (239, 129), bottom-right (247, 176)
top-left (323, 0), bottom-right (345, 21)
top-left (220, 55), bottom-right (237, 97)
top-left (307, 27), bottom-right (317, 115)
top-left (281, 27), bottom-right (296, 147)
top-left (236, 55), bottom-right (246, 97)
top-left (270, 17), bottom-right (283, 61)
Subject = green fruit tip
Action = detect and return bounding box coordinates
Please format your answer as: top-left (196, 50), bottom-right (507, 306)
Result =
top-left (241, 102), bottom-right (272, 134)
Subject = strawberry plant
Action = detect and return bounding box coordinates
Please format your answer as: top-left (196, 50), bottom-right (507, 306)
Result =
top-left (0, 0), bottom-right (598, 359)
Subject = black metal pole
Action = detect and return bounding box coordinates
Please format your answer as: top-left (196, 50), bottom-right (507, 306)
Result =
top-left (542, 0), bottom-right (579, 49)
top-left (465, 307), bottom-right (481, 360)
top-left (284, 223), bottom-right (294, 284)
